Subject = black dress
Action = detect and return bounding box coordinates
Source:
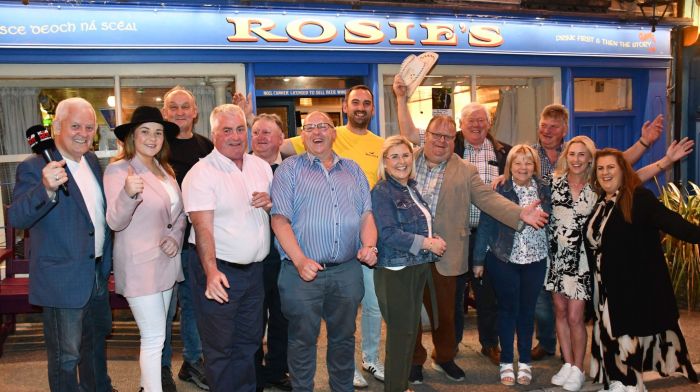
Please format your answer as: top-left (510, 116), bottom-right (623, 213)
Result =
top-left (585, 189), bottom-right (698, 390)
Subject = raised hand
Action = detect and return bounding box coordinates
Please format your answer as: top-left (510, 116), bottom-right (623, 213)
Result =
top-left (666, 137), bottom-right (694, 163)
top-left (124, 166), bottom-right (144, 198)
top-left (41, 160), bottom-right (67, 193)
top-left (641, 114), bottom-right (664, 146)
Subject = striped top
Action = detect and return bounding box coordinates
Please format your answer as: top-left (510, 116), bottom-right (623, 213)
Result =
top-left (271, 153), bottom-right (372, 264)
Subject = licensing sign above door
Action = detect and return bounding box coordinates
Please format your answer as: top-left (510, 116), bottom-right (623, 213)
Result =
top-left (0, 4), bottom-right (671, 58)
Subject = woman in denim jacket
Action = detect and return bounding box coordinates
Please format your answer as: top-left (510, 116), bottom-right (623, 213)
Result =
top-left (472, 144), bottom-right (551, 387)
top-left (371, 136), bottom-right (446, 392)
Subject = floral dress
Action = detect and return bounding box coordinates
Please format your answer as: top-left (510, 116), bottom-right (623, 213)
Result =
top-left (544, 175), bottom-right (597, 300)
top-left (586, 195), bottom-right (697, 390)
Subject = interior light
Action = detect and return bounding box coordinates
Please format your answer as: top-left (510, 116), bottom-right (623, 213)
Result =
top-left (107, 95), bottom-right (116, 108)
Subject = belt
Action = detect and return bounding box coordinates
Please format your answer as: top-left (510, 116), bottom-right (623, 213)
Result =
top-left (283, 259), bottom-right (344, 270)
top-left (216, 259), bottom-right (255, 270)
top-left (95, 256), bottom-right (103, 263)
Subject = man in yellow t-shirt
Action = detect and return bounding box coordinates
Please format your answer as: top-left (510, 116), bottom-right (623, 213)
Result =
top-left (281, 87), bottom-right (384, 189)
top-left (280, 86), bottom-right (386, 387)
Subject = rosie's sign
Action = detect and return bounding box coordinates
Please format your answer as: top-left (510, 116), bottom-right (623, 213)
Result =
top-left (0, 5), bottom-right (670, 58)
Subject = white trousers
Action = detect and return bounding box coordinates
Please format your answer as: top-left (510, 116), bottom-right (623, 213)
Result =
top-left (128, 288), bottom-right (173, 392)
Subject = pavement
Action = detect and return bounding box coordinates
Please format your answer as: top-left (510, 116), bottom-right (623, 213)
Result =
top-left (1, 309), bottom-right (699, 391)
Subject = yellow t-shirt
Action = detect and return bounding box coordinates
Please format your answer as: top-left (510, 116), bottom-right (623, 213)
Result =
top-left (290, 125), bottom-right (384, 188)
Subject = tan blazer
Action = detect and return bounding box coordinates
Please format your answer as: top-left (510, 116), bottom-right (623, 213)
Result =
top-left (104, 157), bottom-right (186, 297)
top-left (416, 150), bottom-right (522, 276)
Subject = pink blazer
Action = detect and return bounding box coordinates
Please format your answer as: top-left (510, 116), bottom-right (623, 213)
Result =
top-left (104, 157), bottom-right (185, 297)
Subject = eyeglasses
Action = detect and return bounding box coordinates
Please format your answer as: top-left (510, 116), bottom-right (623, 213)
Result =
top-left (301, 123), bottom-right (334, 132)
top-left (426, 130), bottom-right (456, 142)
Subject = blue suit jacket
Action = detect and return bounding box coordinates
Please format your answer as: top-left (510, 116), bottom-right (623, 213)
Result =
top-left (8, 152), bottom-right (113, 308)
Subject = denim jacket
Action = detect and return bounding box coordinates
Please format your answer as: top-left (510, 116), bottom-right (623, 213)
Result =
top-left (472, 177), bottom-right (551, 266)
top-left (371, 176), bottom-right (435, 268)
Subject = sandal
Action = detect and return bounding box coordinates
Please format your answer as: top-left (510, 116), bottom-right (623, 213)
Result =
top-left (517, 362), bottom-right (532, 385)
top-left (499, 363), bottom-right (515, 386)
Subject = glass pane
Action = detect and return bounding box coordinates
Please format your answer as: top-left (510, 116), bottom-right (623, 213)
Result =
top-left (574, 78), bottom-right (632, 112)
top-left (382, 74), bottom-right (471, 137)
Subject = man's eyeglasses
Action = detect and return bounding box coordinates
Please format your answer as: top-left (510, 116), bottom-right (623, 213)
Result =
top-left (301, 123), bottom-right (334, 132)
top-left (427, 130), bottom-right (456, 142)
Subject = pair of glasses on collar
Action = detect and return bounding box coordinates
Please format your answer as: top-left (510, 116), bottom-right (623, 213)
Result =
top-left (301, 123), bottom-right (334, 132)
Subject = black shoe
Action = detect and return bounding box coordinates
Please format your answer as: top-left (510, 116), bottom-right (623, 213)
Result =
top-left (531, 344), bottom-right (554, 361)
top-left (409, 365), bottom-right (423, 384)
top-left (179, 359), bottom-right (210, 391)
top-left (431, 360), bottom-right (465, 381)
top-left (265, 375), bottom-right (293, 391)
top-left (161, 366), bottom-right (177, 392)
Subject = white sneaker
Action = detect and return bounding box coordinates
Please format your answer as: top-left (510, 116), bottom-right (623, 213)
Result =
top-left (353, 369), bottom-right (368, 388)
top-left (563, 366), bottom-right (585, 391)
top-left (551, 363), bottom-right (572, 386)
top-left (362, 358), bottom-right (385, 382)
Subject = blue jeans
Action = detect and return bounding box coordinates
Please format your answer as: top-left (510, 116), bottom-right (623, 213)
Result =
top-left (279, 260), bottom-right (364, 392)
top-left (42, 265), bottom-right (113, 392)
top-left (534, 288), bottom-right (557, 353)
top-left (162, 246), bottom-right (203, 367)
top-left (486, 252), bottom-right (546, 364)
top-left (190, 252), bottom-right (264, 392)
top-left (360, 264), bottom-right (381, 362)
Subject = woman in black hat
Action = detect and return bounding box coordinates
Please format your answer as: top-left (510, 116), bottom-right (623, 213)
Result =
top-left (104, 106), bottom-right (186, 392)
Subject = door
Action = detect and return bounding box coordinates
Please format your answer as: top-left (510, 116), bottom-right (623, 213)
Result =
top-left (573, 112), bottom-right (635, 151)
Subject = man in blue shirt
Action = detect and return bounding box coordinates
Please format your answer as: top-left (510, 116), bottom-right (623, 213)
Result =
top-left (271, 111), bottom-right (378, 392)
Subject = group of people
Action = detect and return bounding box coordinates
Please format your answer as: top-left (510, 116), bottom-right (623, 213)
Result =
top-left (8, 72), bottom-right (699, 392)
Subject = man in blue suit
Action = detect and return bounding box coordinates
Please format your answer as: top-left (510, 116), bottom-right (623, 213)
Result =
top-left (8, 97), bottom-right (116, 392)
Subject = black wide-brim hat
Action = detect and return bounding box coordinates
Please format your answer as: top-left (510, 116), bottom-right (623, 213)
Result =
top-left (113, 106), bottom-right (180, 142)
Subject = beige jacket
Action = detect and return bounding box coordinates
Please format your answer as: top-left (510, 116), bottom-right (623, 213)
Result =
top-left (417, 150), bottom-right (522, 276)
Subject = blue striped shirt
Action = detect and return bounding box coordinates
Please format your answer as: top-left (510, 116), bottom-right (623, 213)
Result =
top-left (271, 153), bottom-right (372, 264)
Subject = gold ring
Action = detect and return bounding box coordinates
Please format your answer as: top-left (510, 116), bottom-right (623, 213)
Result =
top-left (54, 174), bottom-right (59, 181)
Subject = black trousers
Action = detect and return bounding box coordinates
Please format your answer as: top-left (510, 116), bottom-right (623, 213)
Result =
top-left (255, 253), bottom-right (289, 388)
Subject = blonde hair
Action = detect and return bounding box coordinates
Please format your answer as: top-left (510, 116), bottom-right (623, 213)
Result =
top-left (504, 144), bottom-right (541, 181)
top-left (553, 135), bottom-right (596, 180)
top-left (377, 135), bottom-right (416, 181)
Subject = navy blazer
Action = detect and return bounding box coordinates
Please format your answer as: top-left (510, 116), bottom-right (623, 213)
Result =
top-left (8, 152), bottom-right (113, 309)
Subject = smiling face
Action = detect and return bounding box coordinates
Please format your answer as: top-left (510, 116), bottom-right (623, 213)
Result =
top-left (53, 100), bottom-right (97, 162)
top-left (566, 141), bottom-right (592, 177)
top-left (460, 108), bottom-right (490, 147)
top-left (133, 122), bottom-right (164, 161)
top-left (301, 112), bottom-right (336, 160)
top-left (510, 153), bottom-right (536, 186)
top-left (595, 155), bottom-right (623, 198)
top-left (212, 111), bottom-right (247, 167)
top-left (423, 116), bottom-right (456, 166)
top-left (251, 118), bottom-right (284, 162)
top-left (162, 90), bottom-right (197, 136)
top-left (343, 88), bottom-right (374, 130)
top-left (538, 116), bottom-right (567, 150)
top-left (384, 143), bottom-right (413, 185)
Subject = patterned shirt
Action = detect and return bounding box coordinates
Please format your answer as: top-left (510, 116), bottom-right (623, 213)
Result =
top-left (414, 152), bottom-right (447, 217)
top-left (464, 138), bottom-right (499, 227)
top-left (510, 179), bottom-right (548, 264)
top-left (533, 142), bottom-right (563, 178)
top-left (271, 152), bottom-right (372, 264)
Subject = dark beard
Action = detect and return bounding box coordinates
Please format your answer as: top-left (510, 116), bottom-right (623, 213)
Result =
top-left (348, 112), bottom-right (370, 129)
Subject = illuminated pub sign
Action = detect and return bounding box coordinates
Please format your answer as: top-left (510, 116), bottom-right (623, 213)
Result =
top-left (0, 4), bottom-right (670, 58)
